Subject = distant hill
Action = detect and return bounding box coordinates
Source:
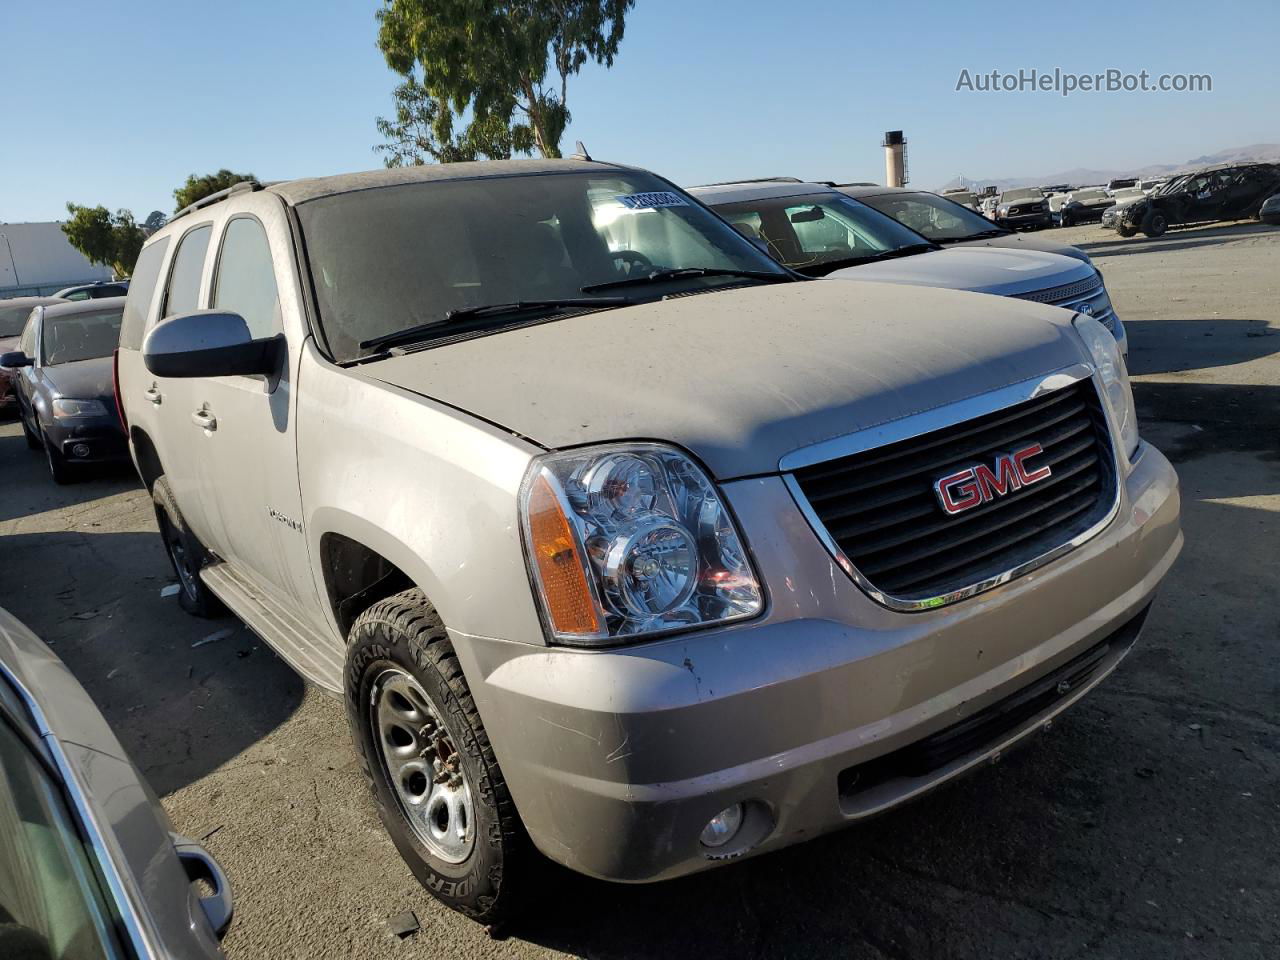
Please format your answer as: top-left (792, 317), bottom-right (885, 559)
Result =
top-left (938, 143), bottom-right (1280, 193)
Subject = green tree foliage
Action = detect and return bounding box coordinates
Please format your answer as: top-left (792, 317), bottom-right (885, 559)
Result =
top-left (375, 76), bottom-right (512, 166)
top-left (376, 0), bottom-right (634, 161)
top-left (173, 169), bottom-right (257, 212)
top-left (61, 204), bottom-right (145, 277)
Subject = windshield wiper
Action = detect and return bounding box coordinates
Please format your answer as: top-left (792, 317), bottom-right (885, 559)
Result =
top-left (955, 228), bottom-right (1011, 240)
top-left (581, 267), bottom-right (790, 293)
top-left (358, 297), bottom-right (630, 351)
top-left (797, 243), bottom-right (939, 276)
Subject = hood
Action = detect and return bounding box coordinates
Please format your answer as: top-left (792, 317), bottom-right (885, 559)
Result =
top-left (826, 247), bottom-right (1094, 298)
top-left (41, 356), bottom-right (114, 401)
top-left (364, 281), bottom-right (1088, 479)
top-left (948, 232), bottom-right (1092, 266)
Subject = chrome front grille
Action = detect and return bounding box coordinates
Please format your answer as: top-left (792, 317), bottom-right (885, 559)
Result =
top-left (1014, 274), bottom-right (1117, 333)
top-left (788, 378), bottom-right (1118, 610)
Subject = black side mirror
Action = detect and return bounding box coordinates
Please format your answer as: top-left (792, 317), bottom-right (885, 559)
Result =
top-left (143, 311), bottom-right (282, 379)
top-left (0, 351), bottom-right (32, 369)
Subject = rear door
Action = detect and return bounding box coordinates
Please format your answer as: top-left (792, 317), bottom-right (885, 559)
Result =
top-left (182, 196), bottom-right (321, 616)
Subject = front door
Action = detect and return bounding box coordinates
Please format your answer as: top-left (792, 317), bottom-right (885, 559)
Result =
top-left (184, 204), bottom-right (322, 622)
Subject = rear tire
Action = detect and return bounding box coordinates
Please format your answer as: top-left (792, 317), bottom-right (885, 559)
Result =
top-left (1142, 210), bottom-right (1169, 238)
top-left (345, 589), bottom-right (528, 924)
top-left (152, 477), bottom-right (223, 617)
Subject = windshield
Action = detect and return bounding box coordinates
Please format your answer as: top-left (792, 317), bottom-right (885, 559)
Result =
top-left (1000, 188), bottom-right (1043, 202)
top-left (1072, 189), bottom-right (1107, 202)
top-left (41, 307), bottom-right (123, 364)
top-left (0, 305), bottom-right (34, 337)
top-left (708, 193), bottom-right (935, 275)
top-left (855, 191), bottom-right (1008, 243)
top-left (297, 170), bottom-right (788, 361)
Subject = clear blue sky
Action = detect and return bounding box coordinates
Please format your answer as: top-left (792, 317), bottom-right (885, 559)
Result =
top-left (4, 0), bottom-right (1277, 222)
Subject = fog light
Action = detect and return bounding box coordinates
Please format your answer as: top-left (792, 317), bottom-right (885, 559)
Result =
top-left (72, 443), bottom-right (90, 458)
top-left (700, 803), bottom-right (744, 849)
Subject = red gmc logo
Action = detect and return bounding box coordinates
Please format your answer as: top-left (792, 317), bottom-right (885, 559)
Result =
top-left (933, 443), bottom-right (1053, 516)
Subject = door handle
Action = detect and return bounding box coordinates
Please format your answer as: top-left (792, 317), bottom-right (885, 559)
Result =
top-left (191, 408), bottom-right (217, 431)
top-left (143, 386), bottom-right (162, 406)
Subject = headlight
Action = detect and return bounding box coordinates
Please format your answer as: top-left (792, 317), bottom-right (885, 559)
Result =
top-left (520, 443), bottom-right (763, 644)
top-left (997, 205), bottom-right (1009, 215)
top-left (1073, 315), bottom-right (1139, 462)
top-left (52, 398), bottom-right (108, 419)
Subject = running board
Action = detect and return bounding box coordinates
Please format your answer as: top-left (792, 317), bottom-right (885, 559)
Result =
top-left (200, 562), bottom-right (344, 695)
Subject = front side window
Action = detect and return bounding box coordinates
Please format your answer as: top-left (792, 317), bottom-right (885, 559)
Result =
top-left (19, 313), bottom-right (39, 355)
top-left (63, 291), bottom-right (91, 302)
top-left (41, 309), bottom-right (124, 366)
top-left (212, 218), bottom-right (282, 340)
top-left (297, 171), bottom-right (787, 361)
top-left (119, 238), bottom-right (170, 350)
top-left (857, 192), bottom-right (1005, 242)
top-left (0, 717), bottom-right (125, 960)
top-left (713, 193), bottom-right (935, 276)
top-left (161, 225), bottom-right (212, 319)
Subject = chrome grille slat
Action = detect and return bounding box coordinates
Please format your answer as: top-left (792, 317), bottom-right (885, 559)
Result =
top-left (791, 380), bottom-right (1118, 605)
top-left (1012, 274), bottom-right (1103, 305)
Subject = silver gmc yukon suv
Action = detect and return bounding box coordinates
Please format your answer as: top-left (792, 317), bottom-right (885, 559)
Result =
top-left (116, 159), bottom-right (1182, 923)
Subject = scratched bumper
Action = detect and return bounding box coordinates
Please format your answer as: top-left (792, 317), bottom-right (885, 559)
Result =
top-left (453, 442), bottom-right (1181, 883)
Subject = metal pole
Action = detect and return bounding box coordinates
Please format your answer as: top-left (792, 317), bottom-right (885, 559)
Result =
top-left (0, 233), bottom-right (19, 286)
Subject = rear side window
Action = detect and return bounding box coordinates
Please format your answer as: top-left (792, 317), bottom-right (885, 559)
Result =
top-left (119, 238), bottom-right (170, 350)
top-left (161, 225), bottom-right (212, 319)
top-left (212, 218), bottom-right (282, 339)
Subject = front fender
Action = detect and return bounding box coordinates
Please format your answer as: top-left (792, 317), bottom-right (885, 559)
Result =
top-left (295, 341), bottom-right (548, 647)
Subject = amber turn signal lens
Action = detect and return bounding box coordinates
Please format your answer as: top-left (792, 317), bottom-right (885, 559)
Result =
top-left (526, 472), bottom-right (603, 636)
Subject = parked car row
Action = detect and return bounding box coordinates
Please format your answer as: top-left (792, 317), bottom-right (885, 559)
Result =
top-left (976, 162), bottom-right (1280, 239)
top-left (2, 156), bottom-right (1180, 935)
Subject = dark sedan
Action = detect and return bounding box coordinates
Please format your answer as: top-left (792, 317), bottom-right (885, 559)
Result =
top-left (0, 298), bottom-right (67, 416)
top-left (0, 298), bottom-right (128, 484)
top-left (1, 604), bottom-right (232, 958)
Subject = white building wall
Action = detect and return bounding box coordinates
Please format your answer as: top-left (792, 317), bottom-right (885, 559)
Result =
top-left (0, 222), bottom-right (112, 295)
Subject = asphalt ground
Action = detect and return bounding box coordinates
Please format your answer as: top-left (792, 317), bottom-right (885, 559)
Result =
top-left (0, 218), bottom-right (1276, 959)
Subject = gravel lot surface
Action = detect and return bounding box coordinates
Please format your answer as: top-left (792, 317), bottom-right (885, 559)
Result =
top-left (1, 220), bottom-right (1276, 959)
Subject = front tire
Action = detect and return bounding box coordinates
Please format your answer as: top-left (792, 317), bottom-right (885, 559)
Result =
top-left (345, 589), bottom-right (527, 924)
top-left (1142, 209), bottom-right (1169, 238)
top-left (42, 433), bottom-right (73, 484)
top-left (21, 413), bottom-right (40, 450)
top-left (152, 477), bottom-right (223, 617)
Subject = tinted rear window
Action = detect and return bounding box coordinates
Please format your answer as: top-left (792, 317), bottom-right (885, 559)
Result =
top-left (119, 238), bottom-right (170, 350)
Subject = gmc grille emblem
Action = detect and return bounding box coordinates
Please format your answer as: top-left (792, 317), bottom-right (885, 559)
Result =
top-left (934, 443), bottom-right (1053, 516)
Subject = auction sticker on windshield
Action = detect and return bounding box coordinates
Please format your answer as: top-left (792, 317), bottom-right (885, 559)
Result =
top-left (616, 191), bottom-right (689, 209)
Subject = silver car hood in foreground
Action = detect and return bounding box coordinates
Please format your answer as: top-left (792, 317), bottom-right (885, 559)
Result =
top-left (827, 247), bottom-right (1095, 298)
top-left (365, 281), bottom-right (1087, 479)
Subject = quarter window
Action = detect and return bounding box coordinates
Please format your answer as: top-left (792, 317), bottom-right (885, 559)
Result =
top-left (162, 225), bottom-right (212, 319)
top-left (212, 218), bottom-right (282, 339)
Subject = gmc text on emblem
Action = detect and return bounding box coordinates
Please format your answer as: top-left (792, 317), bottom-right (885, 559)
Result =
top-left (933, 443), bottom-right (1053, 516)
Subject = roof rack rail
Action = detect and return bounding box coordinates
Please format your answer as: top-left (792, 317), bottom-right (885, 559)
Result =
top-left (690, 176), bottom-right (805, 188)
top-left (170, 179), bottom-right (265, 222)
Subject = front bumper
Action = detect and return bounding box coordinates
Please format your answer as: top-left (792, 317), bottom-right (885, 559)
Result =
top-left (46, 418), bottom-right (128, 463)
top-left (456, 441), bottom-right (1181, 883)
